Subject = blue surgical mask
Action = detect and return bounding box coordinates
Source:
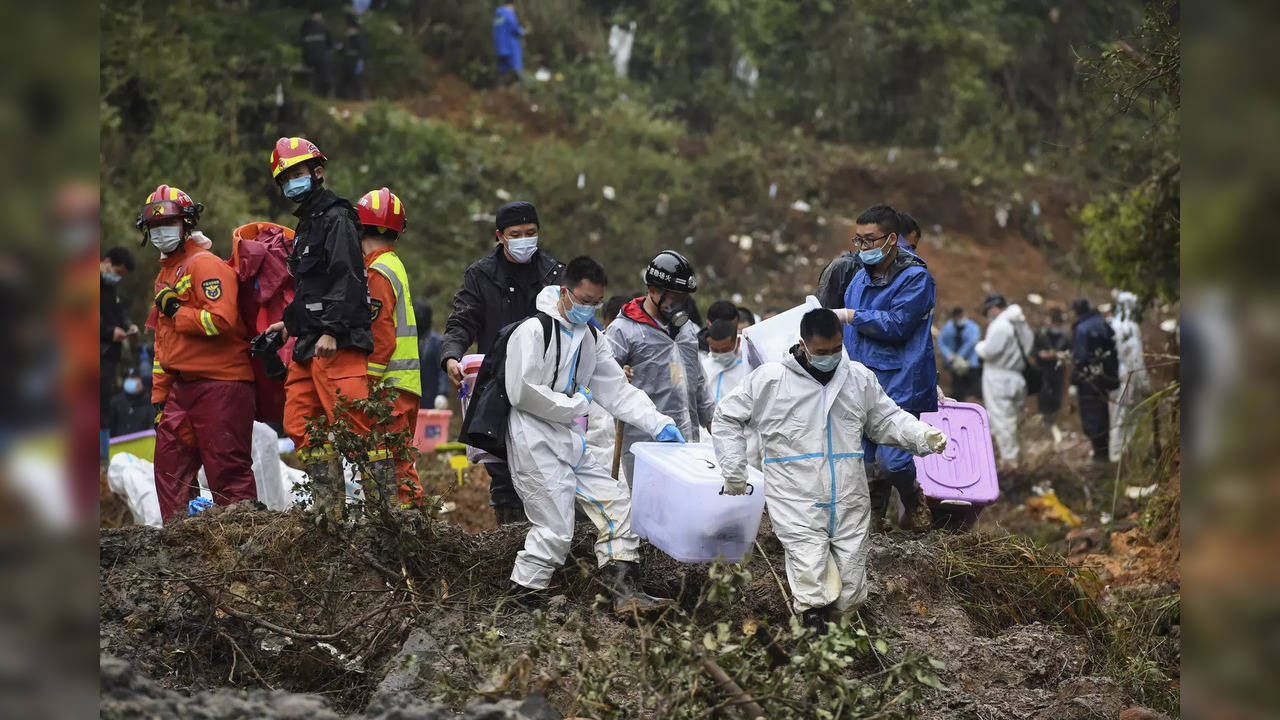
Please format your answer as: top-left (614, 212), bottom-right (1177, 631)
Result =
top-left (567, 301), bottom-right (596, 325)
top-left (803, 342), bottom-right (842, 372)
top-left (282, 175), bottom-right (313, 201)
top-left (123, 377), bottom-right (142, 395)
top-left (858, 234), bottom-right (893, 267)
top-left (507, 236), bottom-right (538, 263)
top-left (101, 270), bottom-right (122, 285)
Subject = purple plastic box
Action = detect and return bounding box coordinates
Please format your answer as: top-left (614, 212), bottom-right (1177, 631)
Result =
top-left (913, 401), bottom-right (1000, 507)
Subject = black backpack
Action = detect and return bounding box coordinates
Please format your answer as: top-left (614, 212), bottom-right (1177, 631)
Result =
top-left (457, 312), bottom-right (597, 459)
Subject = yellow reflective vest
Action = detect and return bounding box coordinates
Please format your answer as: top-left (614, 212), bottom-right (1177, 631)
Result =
top-left (366, 250), bottom-right (422, 397)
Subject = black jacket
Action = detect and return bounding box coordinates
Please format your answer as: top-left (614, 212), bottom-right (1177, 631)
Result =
top-left (816, 251), bottom-right (862, 309)
top-left (299, 17), bottom-right (331, 63)
top-left (101, 277), bottom-right (130, 365)
top-left (440, 246), bottom-right (563, 368)
top-left (109, 392), bottom-right (153, 437)
top-left (1070, 310), bottom-right (1119, 395)
top-left (284, 187), bottom-right (373, 361)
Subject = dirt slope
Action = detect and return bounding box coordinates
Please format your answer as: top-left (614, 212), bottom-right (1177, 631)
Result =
top-left (99, 500), bottom-right (1173, 719)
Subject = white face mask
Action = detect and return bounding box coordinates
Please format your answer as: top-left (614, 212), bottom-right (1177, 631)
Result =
top-left (506, 236), bottom-right (538, 263)
top-left (710, 350), bottom-right (738, 368)
top-left (149, 225), bottom-right (183, 254)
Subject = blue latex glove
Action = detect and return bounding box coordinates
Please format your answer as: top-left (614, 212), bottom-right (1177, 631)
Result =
top-left (655, 424), bottom-right (686, 443)
top-left (188, 497), bottom-right (215, 516)
top-left (579, 386), bottom-right (593, 405)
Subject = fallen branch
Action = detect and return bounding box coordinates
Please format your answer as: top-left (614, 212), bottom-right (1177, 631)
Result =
top-left (700, 655), bottom-right (766, 720)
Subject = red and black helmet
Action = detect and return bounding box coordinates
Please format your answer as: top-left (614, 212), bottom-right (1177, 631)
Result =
top-left (135, 184), bottom-right (203, 243)
top-left (270, 136), bottom-right (327, 179)
top-left (356, 187), bottom-right (406, 234)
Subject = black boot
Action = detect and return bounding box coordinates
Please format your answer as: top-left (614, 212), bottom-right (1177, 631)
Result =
top-left (868, 479), bottom-right (891, 534)
top-left (890, 471), bottom-right (931, 532)
top-left (600, 560), bottom-right (671, 615)
top-left (502, 581), bottom-right (547, 611)
top-left (801, 604), bottom-right (833, 634)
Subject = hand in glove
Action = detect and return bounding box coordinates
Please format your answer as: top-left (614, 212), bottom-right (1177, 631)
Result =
top-left (579, 386), bottom-right (593, 405)
top-left (655, 424), bottom-right (686, 443)
top-left (720, 479), bottom-right (746, 496)
top-left (153, 402), bottom-right (165, 428)
top-left (154, 285), bottom-right (180, 318)
top-left (924, 428), bottom-right (949, 454)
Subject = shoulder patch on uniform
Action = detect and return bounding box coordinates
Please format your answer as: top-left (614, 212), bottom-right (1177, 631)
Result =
top-left (370, 298), bottom-right (383, 321)
top-left (201, 278), bottom-right (223, 301)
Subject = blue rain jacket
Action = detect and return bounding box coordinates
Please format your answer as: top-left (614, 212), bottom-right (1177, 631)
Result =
top-left (493, 6), bottom-right (524, 70)
top-left (842, 252), bottom-right (938, 413)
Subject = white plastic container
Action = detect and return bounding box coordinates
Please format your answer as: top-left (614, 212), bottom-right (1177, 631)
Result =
top-left (630, 442), bottom-right (766, 563)
top-left (741, 295), bottom-right (829, 363)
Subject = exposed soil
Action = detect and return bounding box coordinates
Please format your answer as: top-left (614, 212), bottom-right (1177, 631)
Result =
top-left (100, 456), bottom-right (1178, 719)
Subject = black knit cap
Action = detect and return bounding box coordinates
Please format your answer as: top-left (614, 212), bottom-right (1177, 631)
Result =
top-left (495, 201), bottom-right (539, 231)
top-left (982, 293), bottom-right (1007, 312)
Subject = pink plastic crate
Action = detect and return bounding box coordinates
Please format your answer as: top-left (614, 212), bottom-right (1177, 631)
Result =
top-left (913, 401), bottom-right (999, 507)
top-left (413, 409), bottom-right (453, 454)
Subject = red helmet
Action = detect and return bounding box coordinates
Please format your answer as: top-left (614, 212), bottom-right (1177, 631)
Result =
top-left (356, 187), bottom-right (406, 234)
top-left (135, 184), bottom-right (203, 240)
top-left (270, 136), bottom-right (327, 179)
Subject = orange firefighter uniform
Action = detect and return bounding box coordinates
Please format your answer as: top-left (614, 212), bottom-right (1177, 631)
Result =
top-left (366, 245), bottom-right (423, 505)
top-left (149, 225), bottom-right (257, 523)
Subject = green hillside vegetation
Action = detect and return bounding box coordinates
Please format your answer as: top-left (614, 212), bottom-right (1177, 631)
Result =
top-left (102, 0), bottom-right (1174, 322)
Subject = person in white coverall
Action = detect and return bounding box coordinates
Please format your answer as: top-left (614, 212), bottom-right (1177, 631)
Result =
top-left (701, 317), bottom-right (762, 463)
top-left (1109, 290), bottom-right (1150, 462)
top-left (713, 309), bottom-right (947, 631)
top-left (504, 257), bottom-right (683, 613)
top-left (975, 294), bottom-right (1034, 466)
top-left (701, 318), bottom-right (753, 404)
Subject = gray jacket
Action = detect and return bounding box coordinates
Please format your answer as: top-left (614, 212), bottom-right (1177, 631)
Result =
top-left (605, 299), bottom-right (714, 456)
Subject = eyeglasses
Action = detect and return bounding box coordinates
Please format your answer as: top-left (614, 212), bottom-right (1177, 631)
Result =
top-left (565, 287), bottom-right (603, 308)
top-left (850, 232), bottom-right (891, 249)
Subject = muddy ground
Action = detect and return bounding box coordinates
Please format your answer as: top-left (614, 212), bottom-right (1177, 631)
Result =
top-left (100, 442), bottom-right (1179, 719)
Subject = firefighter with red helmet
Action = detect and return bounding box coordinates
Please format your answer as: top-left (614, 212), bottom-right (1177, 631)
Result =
top-left (356, 187), bottom-right (423, 506)
top-left (140, 184), bottom-right (257, 523)
top-left (262, 137), bottom-right (375, 520)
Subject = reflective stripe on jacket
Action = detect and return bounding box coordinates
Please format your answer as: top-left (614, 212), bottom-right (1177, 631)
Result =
top-left (366, 248), bottom-right (421, 397)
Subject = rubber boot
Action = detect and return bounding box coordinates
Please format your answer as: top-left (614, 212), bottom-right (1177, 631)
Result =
top-left (901, 481), bottom-right (934, 533)
top-left (868, 479), bottom-right (891, 534)
top-left (367, 457), bottom-right (400, 509)
top-left (502, 581), bottom-right (548, 611)
top-left (600, 560), bottom-right (671, 615)
top-left (802, 604), bottom-right (833, 635)
top-left (305, 460), bottom-right (345, 525)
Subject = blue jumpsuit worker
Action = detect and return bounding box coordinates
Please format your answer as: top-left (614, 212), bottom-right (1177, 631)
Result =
top-left (839, 205), bottom-right (938, 532)
top-left (493, 2), bottom-right (525, 84)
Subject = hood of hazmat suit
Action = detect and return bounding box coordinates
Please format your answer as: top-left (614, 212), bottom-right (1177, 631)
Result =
top-left (711, 352), bottom-right (937, 613)
top-left (504, 285), bottom-right (674, 589)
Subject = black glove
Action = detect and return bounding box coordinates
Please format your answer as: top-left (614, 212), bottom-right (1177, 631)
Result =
top-left (152, 402), bottom-right (165, 428)
top-left (154, 285), bottom-right (180, 318)
top-left (250, 330), bottom-right (288, 380)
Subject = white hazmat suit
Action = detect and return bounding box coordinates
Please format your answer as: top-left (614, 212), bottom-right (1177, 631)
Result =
top-left (506, 287), bottom-right (675, 590)
top-left (975, 304), bottom-right (1034, 463)
top-left (1109, 291), bottom-right (1150, 462)
top-left (701, 342), bottom-right (762, 464)
top-left (712, 352), bottom-right (939, 612)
